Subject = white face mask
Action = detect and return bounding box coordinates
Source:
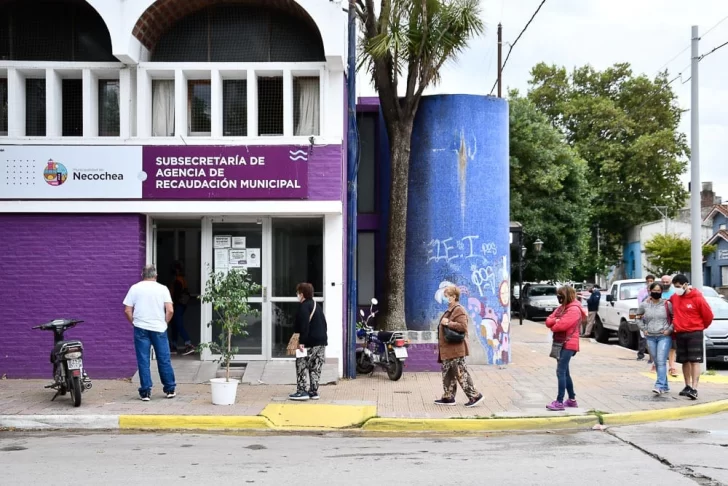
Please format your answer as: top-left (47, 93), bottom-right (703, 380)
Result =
top-left (674, 286), bottom-right (686, 296)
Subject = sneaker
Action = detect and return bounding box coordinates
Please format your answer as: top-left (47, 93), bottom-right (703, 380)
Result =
top-left (564, 399), bottom-right (579, 408)
top-left (166, 391), bottom-right (176, 399)
top-left (546, 400), bottom-right (565, 411)
top-left (679, 386), bottom-right (692, 396)
top-left (636, 356), bottom-right (645, 361)
top-left (434, 397), bottom-right (456, 406)
top-left (288, 391), bottom-right (310, 401)
top-left (308, 392), bottom-right (320, 400)
top-left (139, 395), bottom-right (151, 402)
top-left (182, 344), bottom-right (196, 356)
top-left (687, 388), bottom-right (698, 400)
top-left (652, 388), bottom-right (662, 395)
top-left (465, 394), bottom-right (484, 408)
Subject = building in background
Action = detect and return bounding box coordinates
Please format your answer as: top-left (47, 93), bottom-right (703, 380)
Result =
top-left (0, 0), bottom-right (348, 379)
top-left (703, 204), bottom-right (728, 293)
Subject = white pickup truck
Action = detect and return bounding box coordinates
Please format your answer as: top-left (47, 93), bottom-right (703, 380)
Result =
top-left (594, 278), bottom-right (646, 348)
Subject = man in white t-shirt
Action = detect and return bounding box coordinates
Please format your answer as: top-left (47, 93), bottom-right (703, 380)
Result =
top-left (123, 264), bottom-right (177, 401)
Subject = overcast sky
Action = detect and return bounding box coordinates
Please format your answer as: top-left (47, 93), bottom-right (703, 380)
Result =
top-left (357, 0), bottom-right (728, 202)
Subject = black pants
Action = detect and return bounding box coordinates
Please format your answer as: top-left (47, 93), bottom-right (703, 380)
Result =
top-left (638, 335), bottom-right (647, 358)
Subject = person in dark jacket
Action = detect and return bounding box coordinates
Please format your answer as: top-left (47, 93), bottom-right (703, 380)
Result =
top-left (583, 285), bottom-right (601, 337)
top-left (289, 282), bottom-right (328, 401)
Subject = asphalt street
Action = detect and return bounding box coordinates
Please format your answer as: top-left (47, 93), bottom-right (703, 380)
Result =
top-left (1, 413), bottom-right (727, 485)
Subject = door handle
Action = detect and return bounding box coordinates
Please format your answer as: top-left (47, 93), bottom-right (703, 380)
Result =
top-left (263, 286), bottom-right (268, 303)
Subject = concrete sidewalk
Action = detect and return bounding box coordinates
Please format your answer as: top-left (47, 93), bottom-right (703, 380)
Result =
top-left (1, 320), bottom-right (726, 430)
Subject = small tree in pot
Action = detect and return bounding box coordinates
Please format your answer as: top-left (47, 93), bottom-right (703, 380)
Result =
top-left (199, 268), bottom-right (260, 403)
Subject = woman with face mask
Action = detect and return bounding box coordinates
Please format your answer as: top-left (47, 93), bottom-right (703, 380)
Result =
top-left (636, 282), bottom-right (673, 394)
top-left (545, 286), bottom-right (583, 411)
top-left (434, 285), bottom-right (484, 408)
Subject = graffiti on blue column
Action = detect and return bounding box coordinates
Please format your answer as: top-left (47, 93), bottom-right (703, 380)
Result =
top-left (427, 235), bottom-right (511, 365)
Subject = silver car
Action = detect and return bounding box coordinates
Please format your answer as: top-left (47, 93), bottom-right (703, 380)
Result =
top-left (705, 295), bottom-right (728, 363)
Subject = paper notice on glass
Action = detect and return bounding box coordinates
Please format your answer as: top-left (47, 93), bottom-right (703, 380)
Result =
top-left (246, 248), bottom-right (261, 268)
top-left (232, 237), bottom-right (246, 249)
top-left (214, 236), bottom-right (232, 248)
top-left (229, 249), bottom-right (247, 267)
top-left (295, 348), bottom-right (308, 358)
top-left (214, 249), bottom-right (228, 268)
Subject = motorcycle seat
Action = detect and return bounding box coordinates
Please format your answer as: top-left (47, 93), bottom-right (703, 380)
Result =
top-left (377, 331), bottom-right (394, 342)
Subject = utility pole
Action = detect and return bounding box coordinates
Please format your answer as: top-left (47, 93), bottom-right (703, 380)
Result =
top-left (497, 23), bottom-right (503, 98)
top-left (690, 25), bottom-right (706, 372)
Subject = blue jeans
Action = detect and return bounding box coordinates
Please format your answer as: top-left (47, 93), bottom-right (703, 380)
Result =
top-left (556, 349), bottom-right (577, 402)
top-left (134, 327), bottom-right (176, 396)
top-left (170, 304), bottom-right (191, 347)
top-left (646, 334), bottom-right (671, 391)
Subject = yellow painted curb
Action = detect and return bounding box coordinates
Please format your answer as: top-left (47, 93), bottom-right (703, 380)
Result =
top-left (361, 415), bottom-right (599, 432)
top-left (119, 415), bottom-right (273, 430)
top-left (261, 404), bottom-right (377, 429)
top-left (640, 372), bottom-right (728, 385)
top-left (601, 399), bottom-right (728, 427)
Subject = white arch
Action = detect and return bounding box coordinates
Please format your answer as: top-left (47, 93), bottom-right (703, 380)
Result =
top-left (85, 0), bottom-right (346, 66)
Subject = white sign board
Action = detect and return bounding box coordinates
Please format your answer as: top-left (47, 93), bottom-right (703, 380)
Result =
top-left (232, 237), bottom-right (247, 249)
top-left (229, 249), bottom-right (247, 267)
top-left (246, 248), bottom-right (261, 268)
top-left (214, 236), bottom-right (232, 249)
top-left (0, 146), bottom-right (143, 199)
top-left (718, 249), bottom-right (728, 261)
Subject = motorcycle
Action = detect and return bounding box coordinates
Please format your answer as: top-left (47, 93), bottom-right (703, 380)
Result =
top-left (355, 298), bottom-right (409, 381)
top-left (33, 319), bottom-right (92, 407)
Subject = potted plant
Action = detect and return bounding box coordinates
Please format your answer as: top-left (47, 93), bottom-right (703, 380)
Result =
top-left (199, 267), bottom-right (260, 405)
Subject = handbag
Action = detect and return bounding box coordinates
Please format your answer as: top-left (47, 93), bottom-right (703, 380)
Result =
top-left (549, 308), bottom-right (579, 360)
top-left (287, 301), bottom-right (317, 356)
top-left (442, 305), bottom-right (466, 343)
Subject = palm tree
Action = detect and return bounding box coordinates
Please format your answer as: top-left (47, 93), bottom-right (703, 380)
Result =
top-left (355, 0), bottom-right (484, 330)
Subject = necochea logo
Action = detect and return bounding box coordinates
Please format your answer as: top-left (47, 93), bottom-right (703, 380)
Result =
top-left (43, 160), bottom-right (68, 186)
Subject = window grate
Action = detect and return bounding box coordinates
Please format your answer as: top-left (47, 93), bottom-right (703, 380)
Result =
top-left (25, 78), bottom-right (46, 137)
top-left (98, 80), bottom-right (120, 137)
top-left (0, 78), bottom-right (7, 136)
top-left (62, 79), bottom-right (83, 137)
top-left (258, 77), bottom-right (283, 136)
top-left (223, 79), bottom-right (247, 137)
top-left (188, 80), bottom-right (211, 136)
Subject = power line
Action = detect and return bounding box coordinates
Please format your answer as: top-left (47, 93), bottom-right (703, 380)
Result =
top-left (702, 14), bottom-right (728, 38)
top-left (699, 39), bottom-right (728, 60)
top-left (489, 0), bottom-right (547, 95)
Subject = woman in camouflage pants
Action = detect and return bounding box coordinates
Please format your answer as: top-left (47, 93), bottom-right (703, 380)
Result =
top-left (435, 285), bottom-right (484, 408)
top-left (288, 282), bottom-right (328, 401)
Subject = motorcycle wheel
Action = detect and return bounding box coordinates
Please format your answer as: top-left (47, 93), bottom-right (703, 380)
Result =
top-left (355, 350), bottom-right (375, 374)
top-left (69, 376), bottom-right (82, 407)
top-left (386, 353), bottom-right (404, 381)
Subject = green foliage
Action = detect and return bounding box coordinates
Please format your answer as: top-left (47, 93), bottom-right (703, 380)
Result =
top-left (198, 269), bottom-right (260, 381)
top-left (644, 233), bottom-right (717, 276)
top-left (509, 92), bottom-right (591, 281)
top-left (526, 62), bottom-right (689, 264)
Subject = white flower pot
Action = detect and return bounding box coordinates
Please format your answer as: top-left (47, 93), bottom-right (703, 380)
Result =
top-left (210, 377), bottom-right (239, 405)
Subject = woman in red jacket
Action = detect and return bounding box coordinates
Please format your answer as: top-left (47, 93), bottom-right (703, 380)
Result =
top-left (545, 286), bottom-right (583, 411)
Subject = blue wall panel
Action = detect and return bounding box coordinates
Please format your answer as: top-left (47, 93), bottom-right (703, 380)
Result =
top-left (404, 95), bottom-right (511, 365)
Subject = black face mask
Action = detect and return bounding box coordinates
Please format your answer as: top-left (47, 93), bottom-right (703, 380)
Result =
top-left (557, 296), bottom-right (565, 304)
top-left (650, 292), bottom-right (662, 300)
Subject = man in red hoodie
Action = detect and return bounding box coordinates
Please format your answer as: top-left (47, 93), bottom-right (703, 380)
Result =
top-left (669, 274), bottom-right (714, 400)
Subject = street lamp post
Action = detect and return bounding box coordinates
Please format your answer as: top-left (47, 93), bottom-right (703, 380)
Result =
top-left (510, 222), bottom-right (544, 326)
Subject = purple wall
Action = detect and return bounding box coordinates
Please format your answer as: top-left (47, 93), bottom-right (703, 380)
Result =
top-left (404, 343), bottom-right (440, 372)
top-left (309, 144), bottom-right (344, 201)
top-left (0, 214), bottom-right (146, 379)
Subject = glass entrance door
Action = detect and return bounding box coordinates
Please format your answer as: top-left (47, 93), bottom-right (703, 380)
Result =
top-left (206, 219), bottom-right (266, 359)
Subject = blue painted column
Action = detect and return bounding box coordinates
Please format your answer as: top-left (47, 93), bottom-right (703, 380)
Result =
top-left (404, 95), bottom-right (511, 365)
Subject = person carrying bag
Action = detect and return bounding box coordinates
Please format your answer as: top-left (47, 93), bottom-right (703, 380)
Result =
top-left (545, 286), bottom-right (583, 411)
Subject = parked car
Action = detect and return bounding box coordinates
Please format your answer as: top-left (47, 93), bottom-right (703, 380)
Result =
top-left (702, 286), bottom-right (727, 301)
top-left (521, 283), bottom-right (559, 320)
top-left (595, 279), bottom-right (645, 348)
top-left (705, 295), bottom-right (728, 363)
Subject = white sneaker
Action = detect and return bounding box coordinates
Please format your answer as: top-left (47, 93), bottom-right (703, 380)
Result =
top-left (140, 396), bottom-right (151, 402)
top-left (166, 391), bottom-right (176, 399)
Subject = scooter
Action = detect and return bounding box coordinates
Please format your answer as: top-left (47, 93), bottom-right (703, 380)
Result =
top-left (355, 298), bottom-right (409, 381)
top-left (33, 319), bottom-right (92, 407)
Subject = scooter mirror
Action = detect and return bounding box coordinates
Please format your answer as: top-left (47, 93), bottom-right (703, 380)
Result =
top-left (371, 298), bottom-right (378, 305)
top-left (359, 309), bottom-right (365, 317)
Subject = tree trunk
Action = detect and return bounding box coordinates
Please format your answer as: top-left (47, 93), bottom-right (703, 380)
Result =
top-left (381, 119), bottom-right (415, 331)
